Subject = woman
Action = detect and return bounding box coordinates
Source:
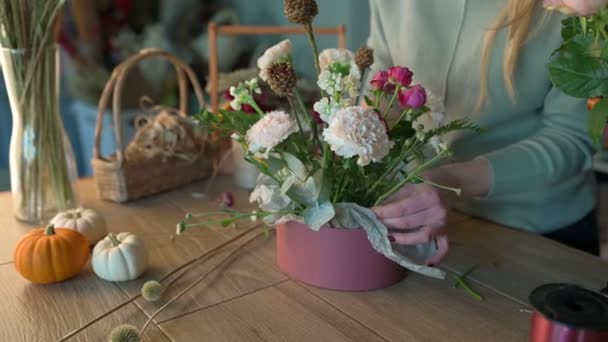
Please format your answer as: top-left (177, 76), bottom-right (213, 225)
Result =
top-left (369, 0), bottom-right (599, 264)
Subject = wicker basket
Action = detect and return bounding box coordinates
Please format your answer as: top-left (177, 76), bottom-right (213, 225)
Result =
top-left (92, 48), bottom-right (213, 202)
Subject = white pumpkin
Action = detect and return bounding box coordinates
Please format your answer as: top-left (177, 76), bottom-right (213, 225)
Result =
top-left (92, 232), bottom-right (148, 282)
top-left (50, 207), bottom-right (107, 245)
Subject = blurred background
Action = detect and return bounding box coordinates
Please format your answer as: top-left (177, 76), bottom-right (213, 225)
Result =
top-left (0, 0), bottom-right (370, 186)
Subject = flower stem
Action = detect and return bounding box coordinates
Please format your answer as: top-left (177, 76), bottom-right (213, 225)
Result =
top-left (138, 230), bottom-right (267, 337)
top-left (390, 109), bottom-right (409, 130)
top-left (304, 23), bottom-right (321, 75)
top-left (58, 225), bottom-right (262, 341)
top-left (287, 95), bottom-right (306, 138)
top-left (248, 100), bottom-right (266, 116)
top-left (414, 176), bottom-right (462, 196)
top-left (382, 86), bottom-right (400, 117)
top-left (374, 150), bottom-right (449, 206)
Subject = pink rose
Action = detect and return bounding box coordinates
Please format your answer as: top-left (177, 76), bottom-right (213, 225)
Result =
top-left (543, 0), bottom-right (608, 16)
top-left (370, 70), bottom-right (389, 90)
top-left (398, 85), bottom-right (427, 109)
top-left (388, 66), bottom-right (413, 87)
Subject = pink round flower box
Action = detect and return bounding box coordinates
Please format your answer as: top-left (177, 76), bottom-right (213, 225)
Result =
top-left (276, 221), bottom-right (407, 291)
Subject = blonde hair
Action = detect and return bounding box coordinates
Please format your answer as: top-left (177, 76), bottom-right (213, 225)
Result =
top-left (478, 0), bottom-right (539, 109)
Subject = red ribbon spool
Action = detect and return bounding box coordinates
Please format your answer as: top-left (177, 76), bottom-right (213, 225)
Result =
top-left (530, 284), bottom-right (608, 342)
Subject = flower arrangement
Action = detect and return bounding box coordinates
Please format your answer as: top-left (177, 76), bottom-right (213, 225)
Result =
top-left (178, 0), bottom-right (479, 279)
top-left (544, 0), bottom-right (608, 143)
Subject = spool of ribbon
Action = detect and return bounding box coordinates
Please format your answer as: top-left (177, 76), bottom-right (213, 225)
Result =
top-left (529, 283), bottom-right (608, 342)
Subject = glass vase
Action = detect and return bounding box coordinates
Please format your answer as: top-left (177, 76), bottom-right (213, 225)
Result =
top-left (1, 46), bottom-right (78, 223)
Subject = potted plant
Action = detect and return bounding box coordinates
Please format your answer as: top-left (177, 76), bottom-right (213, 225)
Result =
top-left (178, 0), bottom-right (479, 291)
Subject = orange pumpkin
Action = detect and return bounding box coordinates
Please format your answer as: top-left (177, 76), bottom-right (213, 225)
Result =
top-left (13, 224), bottom-right (89, 284)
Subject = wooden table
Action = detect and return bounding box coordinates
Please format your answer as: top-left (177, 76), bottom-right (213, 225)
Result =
top-left (1, 178), bottom-right (606, 342)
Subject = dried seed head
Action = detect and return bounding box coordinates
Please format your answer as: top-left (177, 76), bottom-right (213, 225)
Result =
top-left (267, 62), bottom-right (297, 97)
top-left (141, 280), bottom-right (164, 302)
top-left (109, 324), bottom-right (140, 342)
top-left (284, 0), bottom-right (318, 24)
top-left (355, 47), bottom-right (374, 72)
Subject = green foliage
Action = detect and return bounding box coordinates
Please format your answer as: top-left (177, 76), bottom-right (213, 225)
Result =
top-left (590, 97), bottom-right (608, 144)
top-left (427, 119), bottom-right (482, 137)
top-left (196, 108), bottom-right (262, 137)
top-left (548, 38), bottom-right (608, 98)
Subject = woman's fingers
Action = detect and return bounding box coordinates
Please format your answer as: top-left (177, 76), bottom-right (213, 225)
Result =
top-left (389, 226), bottom-right (435, 245)
top-left (426, 234), bottom-right (449, 266)
top-left (373, 185), bottom-right (441, 219)
top-left (382, 206), bottom-right (447, 230)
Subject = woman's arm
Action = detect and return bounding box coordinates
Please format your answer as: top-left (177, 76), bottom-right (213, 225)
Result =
top-left (374, 87), bottom-right (594, 264)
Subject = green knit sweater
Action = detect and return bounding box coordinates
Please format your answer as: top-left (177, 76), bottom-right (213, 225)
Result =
top-left (367, 0), bottom-right (596, 233)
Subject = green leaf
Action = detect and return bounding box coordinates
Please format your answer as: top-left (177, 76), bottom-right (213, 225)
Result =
top-left (548, 36), bottom-right (608, 98)
top-left (561, 17), bottom-right (579, 42)
top-left (303, 201), bottom-right (335, 231)
top-left (364, 95), bottom-right (374, 107)
top-left (590, 98), bottom-right (608, 144)
top-left (283, 152), bottom-right (307, 181)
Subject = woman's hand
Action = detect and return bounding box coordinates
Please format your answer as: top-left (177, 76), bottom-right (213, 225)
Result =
top-left (372, 182), bottom-right (450, 266)
top-left (371, 158), bottom-right (492, 265)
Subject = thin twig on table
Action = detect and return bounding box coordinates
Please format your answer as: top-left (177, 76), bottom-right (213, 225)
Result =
top-left (138, 230), bottom-right (266, 337)
top-left (57, 225), bottom-right (262, 342)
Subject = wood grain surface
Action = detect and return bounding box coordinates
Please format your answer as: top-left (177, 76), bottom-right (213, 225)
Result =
top-left (0, 178), bottom-right (605, 341)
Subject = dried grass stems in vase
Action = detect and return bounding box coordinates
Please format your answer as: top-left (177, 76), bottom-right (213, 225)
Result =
top-left (184, 0), bottom-right (481, 283)
top-left (0, 0), bottom-right (77, 222)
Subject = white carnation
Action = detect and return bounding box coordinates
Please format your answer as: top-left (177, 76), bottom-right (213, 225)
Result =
top-left (257, 39), bottom-right (292, 81)
top-left (318, 48), bottom-right (354, 70)
top-left (246, 111), bottom-right (298, 158)
top-left (322, 106), bottom-right (393, 166)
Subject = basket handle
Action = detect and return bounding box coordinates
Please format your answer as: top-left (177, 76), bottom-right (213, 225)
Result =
top-left (93, 48), bottom-right (205, 166)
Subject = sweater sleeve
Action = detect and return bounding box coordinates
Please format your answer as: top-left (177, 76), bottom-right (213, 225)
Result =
top-left (480, 87), bottom-right (596, 197)
top-left (366, 0), bottom-right (392, 73)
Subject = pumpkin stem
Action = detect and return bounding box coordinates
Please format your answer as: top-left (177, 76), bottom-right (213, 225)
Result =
top-left (107, 232), bottom-right (121, 247)
top-left (44, 224), bottom-right (56, 236)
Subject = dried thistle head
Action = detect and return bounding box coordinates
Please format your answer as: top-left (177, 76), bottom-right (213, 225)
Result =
top-left (109, 324), bottom-right (140, 342)
top-left (141, 280), bottom-right (164, 302)
top-left (355, 47), bottom-right (374, 73)
top-left (284, 0), bottom-right (318, 24)
top-left (267, 62), bottom-right (297, 97)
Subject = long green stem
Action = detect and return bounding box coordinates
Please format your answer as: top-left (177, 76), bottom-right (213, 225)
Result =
top-left (414, 176), bottom-right (462, 196)
top-left (287, 96), bottom-right (305, 138)
top-left (304, 23), bottom-right (321, 75)
top-left (365, 141), bottom-right (420, 197)
top-left (382, 87), bottom-right (400, 117)
top-left (390, 109), bottom-right (409, 130)
top-left (248, 100), bottom-right (266, 116)
top-left (374, 150), bottom-right (449, 206)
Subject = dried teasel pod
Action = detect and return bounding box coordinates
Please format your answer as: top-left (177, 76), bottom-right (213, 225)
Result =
top-left (283, 0), bottom-right (319, 24)
top-left (355, 47), bottom-right (374, 73)
top-left (267, 61), bottom-right (297, 97)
